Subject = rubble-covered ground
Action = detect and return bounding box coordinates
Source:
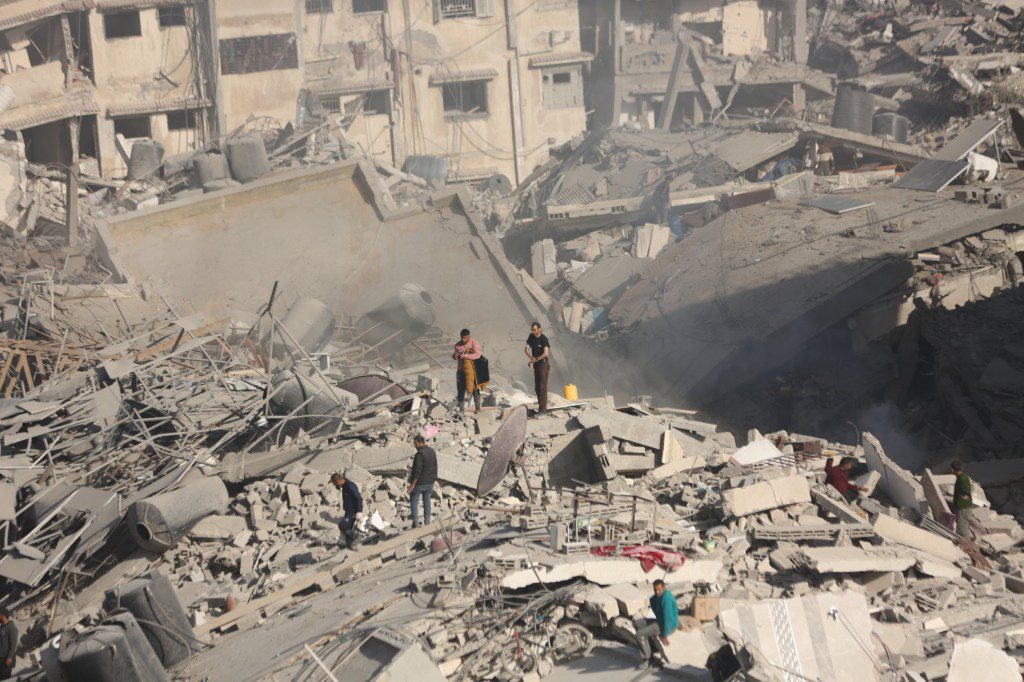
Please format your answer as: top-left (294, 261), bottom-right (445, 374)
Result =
top-left (0, 229), bottom-right (1022, 681)
top-left (0, 0), bottom-right (1024, 679)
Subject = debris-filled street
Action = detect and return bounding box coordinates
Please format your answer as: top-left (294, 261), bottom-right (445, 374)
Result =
top-left (0, 0), bottom-right (1023, 680)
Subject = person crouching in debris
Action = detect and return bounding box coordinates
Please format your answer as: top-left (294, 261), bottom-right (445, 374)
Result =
top-left (408, 435), bottom-right (438, 527)
top-left (633, 579), bottom-right (678, 669)
top-left (0, 607), bottom-right (17, 679)
top-left (824, 456), bottom-right (868, 503)
top-left (525, 322), bottom-right (551, 415)
top-left (453, 328), bottom-right (485, 414)
top-left (951, 460), bottom-right (975, 539)
top-left (331, 471), bottom-right (362, 550)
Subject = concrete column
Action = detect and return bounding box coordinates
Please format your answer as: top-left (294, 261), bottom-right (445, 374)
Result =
top-left (792, 83), bottom-right (806, 114)
top-left (792, 0), bottom-right (807, 64)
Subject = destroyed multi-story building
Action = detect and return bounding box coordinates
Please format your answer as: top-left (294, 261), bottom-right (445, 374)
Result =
top-left (0, 1), bottom-right (215, 177)
top-left (0, 0), bottom-right (590, 187)
top-left (582, 0), bottom-right (819, 128)
top-left (0, 0), bottom-right (1024, 679)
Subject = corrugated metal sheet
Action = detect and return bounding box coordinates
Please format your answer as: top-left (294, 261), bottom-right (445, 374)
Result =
top-left (95, 0), bottom-right (185, 9)
top-left (0, 89), bottom-right (100, 130)
top-left (0, 0), bottom-right (93, 31)
top-left (106, 97), bottom-right (211, 117)
top-left (548, 183), bottom-right (596, 207)
top-left (306, 79), bottom-right (394, 97)
top-left (429, 68), bottom-right (498, 86)
top-left (528, 51), bottom-right (594, 68)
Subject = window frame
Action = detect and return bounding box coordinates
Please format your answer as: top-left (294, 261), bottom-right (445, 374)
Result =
top-left (352, 0), bottom-right (387, 12)
top-left (165, 109), bottom-right (197, 131)
top-left (112, 115), bottom-right (152, 139)
top-left (441, 80), bottom-right (489, 119)
top-left (305, 0), bottom-right (334, 13)
top-left (103, 10), bottom-right (143, 40)
top-left (158, 6), bottom-right (187, 29)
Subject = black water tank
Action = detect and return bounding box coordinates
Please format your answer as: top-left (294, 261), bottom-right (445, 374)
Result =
top-left (832, 85), bottom-right (875, 135)
top-left (227, 134), bottom-right (271, 183)
top-left (103, 570), bottom-right (197, 668)
top-left (192, 152), bottom-right (230, 187)
top-left (872, 112), bottom-right (910, 143)
top-left (127, 140), bottom-right (164, 181)
top-left (58, 612), bottom-right (170, 682)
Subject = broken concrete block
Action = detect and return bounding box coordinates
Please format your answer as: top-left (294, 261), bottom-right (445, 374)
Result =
top-left (921, 468), bottom-right (952, 524)
top-left (721, 473), bottom-right (811, 517)
top-left (660, 430), bottom-right (682, 465)
top-left (650, 454), bottom-right (706, 481)
top-left (656, 627), bottom-right (712, 677)
top-left (857, 571), bottom-right (903, 595)
top-left (189, 514), bottom-right (249, 541)
top-left (530, 238), bottom-right (557, 287)
top-left (801, 547), bottom-right (916, 574)
top-left (853, 470), bottom-right (880, 496)
top-left (718, 591), bottom-right (876, 681)
top-left (871, 513), bottom-right (965, 564)
top-left (948, 638), bottom-right (1022, 682)
top-left (583, 589), bottom-right (620, 623)
top-left (603, 583), bottom-right (649, 617)
top-left (862, 433), bottom-right (926, 514)
top-left (286, 484), bottom-right (302, 508)
top-left (728, 439), bottom-right (784, 467)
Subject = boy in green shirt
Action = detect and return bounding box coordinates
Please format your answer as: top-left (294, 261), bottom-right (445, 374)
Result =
top-left (951, 460), bottom-right (975, 539)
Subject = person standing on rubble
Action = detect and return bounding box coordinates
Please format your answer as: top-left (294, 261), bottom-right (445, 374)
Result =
top-left (0, 608), bottom-right (17, 679)
top-left (453, 329), bottom-right (485, 414)
top-left (331, 471), bottom-right (363, 550)
top-left (408, 435), bottom-right (438, 527)
top-left (524, 322), bottom-right (551, 415)
top-left (633, 579), bottom-right (678, 668)
top-left (951, 460), bottom-right (975, 539)
top-left (824, 456), bottom-right (868, 503)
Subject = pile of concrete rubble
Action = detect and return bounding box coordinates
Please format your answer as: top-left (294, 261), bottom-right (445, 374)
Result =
top-left (0, 261), bottom-right (1021, 680)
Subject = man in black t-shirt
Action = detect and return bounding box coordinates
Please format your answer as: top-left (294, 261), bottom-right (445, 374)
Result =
top-left (524, 322), bottom-right (551, 414)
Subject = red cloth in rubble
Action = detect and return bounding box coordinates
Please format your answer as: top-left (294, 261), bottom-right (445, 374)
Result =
top-left (589, 545), bottom-right (685, 573)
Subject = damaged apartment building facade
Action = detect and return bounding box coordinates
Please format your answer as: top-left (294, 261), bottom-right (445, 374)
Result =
top-left (581, 0), bottom-right (816, 128)
top-left (0, 0), bottom-right (590, 187)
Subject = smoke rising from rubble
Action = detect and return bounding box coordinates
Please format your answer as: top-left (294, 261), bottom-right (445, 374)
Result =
top-left (855, 402), bottom-right (930, 472)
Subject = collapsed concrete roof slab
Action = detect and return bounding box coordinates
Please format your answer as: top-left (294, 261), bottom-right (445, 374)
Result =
top-left (718, 591), bottom-right (876, 682)
top-left (95, 162), bottom-right (545, 369)
top-left (608, 188), bottom-right (1024, 398)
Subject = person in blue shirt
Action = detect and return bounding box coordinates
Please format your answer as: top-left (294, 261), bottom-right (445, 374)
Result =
top-left (331, 470), bottom-right (363, 549)
top-left (633, 579), bottom-right (679, 668)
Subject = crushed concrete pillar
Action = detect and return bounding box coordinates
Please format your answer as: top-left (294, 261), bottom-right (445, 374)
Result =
top-left (128, 476), bottom-right (229, 552)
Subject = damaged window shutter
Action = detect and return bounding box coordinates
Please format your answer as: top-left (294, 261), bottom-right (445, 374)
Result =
top-left (475, 0), bottom-right (495, 18)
